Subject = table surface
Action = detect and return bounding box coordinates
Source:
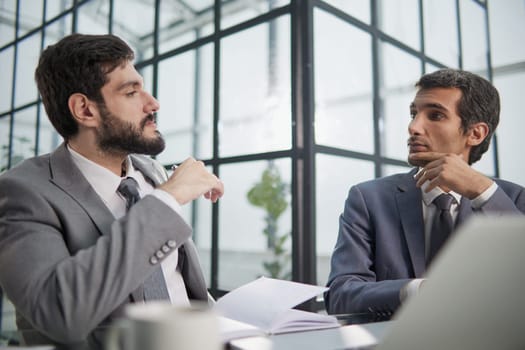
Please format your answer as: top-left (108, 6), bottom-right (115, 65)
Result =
top-left (228, 321), bottom-right (391, 350)
top-left (1, 312), bottom-right (391, 350)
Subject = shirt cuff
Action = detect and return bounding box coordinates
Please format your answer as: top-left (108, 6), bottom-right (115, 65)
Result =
top-left (151, 189), bottom-right (184, 217)
top-left (471, 181), bottom-right (498, 209)
top-left (400, 279), bottom-right (425, 302)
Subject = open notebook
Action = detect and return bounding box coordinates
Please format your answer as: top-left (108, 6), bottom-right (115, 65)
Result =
top-left (376, 214), bottom-right (525, 350)
top-left (214, 277), bottom-right (339, 343)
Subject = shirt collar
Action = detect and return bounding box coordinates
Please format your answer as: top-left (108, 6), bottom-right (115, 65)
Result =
top-left (67, 145), bottom-right (134, 204)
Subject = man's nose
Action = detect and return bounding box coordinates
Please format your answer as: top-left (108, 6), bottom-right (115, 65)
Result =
top-left (408, 114), bottom-right (423, 135)
top-left (144, 92), bottom-right (160, 113)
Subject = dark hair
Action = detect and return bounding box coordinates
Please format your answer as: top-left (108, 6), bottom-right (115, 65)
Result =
top-left (35, 33), bottom-right (134, 140)
top-left (415, 68), bottom-right (500, 164)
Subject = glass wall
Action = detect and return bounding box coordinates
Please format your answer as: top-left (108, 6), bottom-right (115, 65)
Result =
top-left (1, 1), bottom-right (523, 325)
top-left (488, 0), bottom-right (525, 186)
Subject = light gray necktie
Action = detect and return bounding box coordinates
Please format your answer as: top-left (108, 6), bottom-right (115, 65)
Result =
top-left (427, 193), bottom-right (455, 266)
top-left (117, 177), bottom-right (170, 301)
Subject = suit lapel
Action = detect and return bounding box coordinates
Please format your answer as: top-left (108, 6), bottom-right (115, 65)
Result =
top-left (48, 146), bottom-right (172, 303)
top-left (49, 144), bottom-right (115, 237)
top-left (395, 170), bottom-right (426, 278)
top-left (130, 154), bottom-right (168, 186)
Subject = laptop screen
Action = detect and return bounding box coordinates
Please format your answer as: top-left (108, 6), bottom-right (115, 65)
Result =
top-left (376, 215), bottom-right (525, 350)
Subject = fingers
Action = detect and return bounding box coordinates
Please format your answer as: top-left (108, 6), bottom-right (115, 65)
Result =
top-left (416, 168), bottom-right (451, 193)
top-left (204, 177), bottom-right (224, 203)
top-left (197, 168), bottom-right (223, 203)
top-left (413, 153), bottom-right (464, 193)
top-left (166, 158), bottom-right (224, 204)
top-left (414, 165), bottom-right (442, 192)
top-left (173, 157), bottom-right (203, 172)
top-left (415, 164), bottom-right (440, 185)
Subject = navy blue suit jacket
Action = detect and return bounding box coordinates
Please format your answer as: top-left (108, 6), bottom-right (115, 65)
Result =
top-left (325, 169), bottom-right (525, 315)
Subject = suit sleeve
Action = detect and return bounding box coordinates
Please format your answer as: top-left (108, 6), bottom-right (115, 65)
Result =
top-left (0, 174), bottom-right (191, 344)
top-left (325, 186), bottom-right (411, 315)
top-left (477, 182), bottom-right (525, 215)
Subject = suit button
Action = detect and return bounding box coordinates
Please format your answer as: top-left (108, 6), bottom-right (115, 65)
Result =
top-left (167, 240), bottom-right (176, 248)
top-left (161, 244), bottom-right (170, 253)
top-left (155, 251), bottom-right (165, 259)
top-left (150, 256), bottom-right (159, 265)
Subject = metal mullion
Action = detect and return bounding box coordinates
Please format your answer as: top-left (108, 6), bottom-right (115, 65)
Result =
top-left (136, 5), bottom-right (290, 70)
top-left (313, 0), bottom-right (370, 33)
top-left (218, 4), bottom-right (290, 40)
top-left (136, 34), bottom-right (214, 69)
top-left (484, 0), bottom-right (499, 178)
top-left (456, 0), bottom-right (463, 69)
top-left (0, 2), bottom-right (77, 52)
top-left (108, 0), bottom-right (114, 34)
top-left (72, 0), bottom-right (79, 32)
top-left (208, 150), bottom-right (294, 166)
top-left (34, 0), bottom-right (48, 156)
top-left (151, 0), bottom-right (160, 98)
top-left (191, 48), bottom-right (202, 161)
top-left (209, 0), bottom-right (221, 297)
top-left (190, 27), bottom-right (202, 255)
top-left (418, 0), bottom-right (426, 73)
top-left (370, 0), bottom-right (382, 178)
top-left (7, 0), bottom-right (21, 170)
top-left (291, 0), bottom-right (316, 285)
top-left (149, 0), bottom-right (160, 155)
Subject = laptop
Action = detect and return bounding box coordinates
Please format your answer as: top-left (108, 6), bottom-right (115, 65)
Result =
top-left (376, 214), bottom-right (525, 350)
top-left (229, 215), bottom-right (525, 350)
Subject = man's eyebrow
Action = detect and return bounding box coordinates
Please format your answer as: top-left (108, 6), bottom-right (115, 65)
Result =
top-left (424, 102), bottom-right (448, 111)
top-left (115, 80), bottom-right (143, 91)
top-left (410, 102), bottom-right (448, 111)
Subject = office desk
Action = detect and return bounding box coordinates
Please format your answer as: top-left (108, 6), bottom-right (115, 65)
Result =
top-left (1, 306), bottom-right (391, 350)
top-left (228, 321), bottom-right (391, 350)
top-left (2, 321), bottom-right (390, 350)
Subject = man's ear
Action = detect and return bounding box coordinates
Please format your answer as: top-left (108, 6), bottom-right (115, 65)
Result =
top-left (467, 122), bottom-right (490, 146)
top-left (68, 93), bottom-right (98, 127)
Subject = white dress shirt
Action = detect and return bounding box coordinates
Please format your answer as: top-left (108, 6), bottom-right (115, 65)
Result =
top-left (68, 146), bottom-right (190, 306)
top-left (402, 169), bottom-right (498, 301)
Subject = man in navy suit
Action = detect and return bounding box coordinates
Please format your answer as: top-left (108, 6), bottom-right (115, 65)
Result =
top-left (325, 69), bottom-right (525, 316)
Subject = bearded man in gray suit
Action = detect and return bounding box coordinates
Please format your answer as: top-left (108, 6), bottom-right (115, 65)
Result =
top-left (0, 33), bottom-right (224, 349)
top-left (325, 69), bottom-right (525, 317)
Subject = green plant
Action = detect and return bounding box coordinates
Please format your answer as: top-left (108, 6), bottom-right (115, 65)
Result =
top-left (247, 161), bottom-right (291, 280)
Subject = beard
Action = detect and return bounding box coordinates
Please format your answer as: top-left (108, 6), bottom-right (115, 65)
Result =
top-left (407, 155), bottom-right (428, 168)
top-left (96, 103), bottom-right (165, 156)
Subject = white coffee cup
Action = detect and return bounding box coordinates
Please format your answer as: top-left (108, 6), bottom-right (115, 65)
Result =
top-left (105, 301), bottom-right (221, 350)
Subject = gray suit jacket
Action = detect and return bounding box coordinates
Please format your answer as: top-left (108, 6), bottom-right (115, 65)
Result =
top-left (0, 143), bottom-right (209, 349)
top-left (325, 169), bottom-right (525, 316)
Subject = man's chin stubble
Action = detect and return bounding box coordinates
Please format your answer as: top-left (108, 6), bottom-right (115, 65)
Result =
top-left (407, 156), bottom-right (428, 168)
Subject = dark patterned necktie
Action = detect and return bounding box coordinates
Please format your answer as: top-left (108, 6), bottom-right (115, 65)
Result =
top-left (427, 193), bottom-right (455, 266)
top-left (117, 177), bottom-right (170, 301)
top-left (117, 177), bottom-right (141, 211)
